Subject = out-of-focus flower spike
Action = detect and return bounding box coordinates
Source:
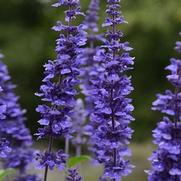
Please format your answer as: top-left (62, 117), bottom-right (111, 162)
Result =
top-left (175, 33), bottom-right (181, 53)
top-left (71, 99), bottom-right (87, 156)
top-left (0, 53), bottom-right (41, 181)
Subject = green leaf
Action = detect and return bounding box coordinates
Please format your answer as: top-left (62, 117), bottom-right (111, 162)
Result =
top-left (67, 155), bottom-right (91, 168)
top-left (0, 169), bottom-right (14, 181)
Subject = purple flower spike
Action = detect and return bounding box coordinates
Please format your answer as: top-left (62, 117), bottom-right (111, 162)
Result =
top-left (87, 0), bottom-right (135, 180)
top-left (0, 53), bottom-right (40, 180)
top-left (147, 34), bottom-right (181, 180)
top-left (84, 0), bottom-right (100, 33)
top-left (36, 0), bottom-right (86, 180)
top-left (66, 168), bottom-right (82, 181)
top-left (71, 99), bottom-right (87, 156)
top-left (80, 0), bottom-right (104, 118)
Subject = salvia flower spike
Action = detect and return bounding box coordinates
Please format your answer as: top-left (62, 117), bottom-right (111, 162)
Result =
top-left (35, 0), bottom-right (86, 180)
top-left (0, 53), bottom-right (40, 181)
top-left (80, 0), bottom-right (102, 117)
top-left (147, 33), bottom-right (181, 180)
top-left (77, 0), bottom-right (104, 155)
top-left (89, 0), bottom-right (135, 180)
top-left (71, 99), bottom-right (87, 156)
top-left (84, 0), bottom-right (100, 34)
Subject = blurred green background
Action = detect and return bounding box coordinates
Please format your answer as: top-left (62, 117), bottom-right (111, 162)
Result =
top-left (0, 0), bottom-right (180, 141)
top-left (0, 0), bottom-right (181, 180)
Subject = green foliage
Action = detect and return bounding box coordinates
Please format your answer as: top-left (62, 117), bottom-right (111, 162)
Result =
top-left (0, 0), bottom-right (180, 141)
top-left (67, 155), bottom-right (91, 168)
top-left (0, 169), bottom-right (14, 181)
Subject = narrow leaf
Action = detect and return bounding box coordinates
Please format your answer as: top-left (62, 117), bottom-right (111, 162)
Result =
top-left (67, 155), bottom-right (91, 168)
top-left (0, 169), bottom-right (14, 181)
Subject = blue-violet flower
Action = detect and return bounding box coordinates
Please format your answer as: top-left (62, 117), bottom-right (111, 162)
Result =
top-left (89, 0), bottom-right (135, 180)
top-left (66, 168), bottom-right (82, 181)
top-left (35, 0), bottom-right (86, 180)
top-left (0, 53), bottom-right (40, 180)
top-left (147, 34), bottom-right (181, 180)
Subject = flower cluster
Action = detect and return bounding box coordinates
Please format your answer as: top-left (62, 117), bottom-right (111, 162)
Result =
top-left (0, 54), bottom-right (40, 180)
top-left (66, 168), bottom-right (82, 181)
top-left (37, 150), bottom-right (67, 171)
top-left (147, 34), bottom-right (181, 180)
top-left (35, 0), bottom-right (86, 177)
top-left (89, 0), bottom-right (135, 180)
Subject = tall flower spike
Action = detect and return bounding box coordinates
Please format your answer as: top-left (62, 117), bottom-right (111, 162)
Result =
top-left (0, 53), bottom-right (40, 181)
top-left (35, 1), bottom-right (86, 180)
top-left (147, 33), bottom-right (181, 180)
top-left (89, 0), bottom-right (135, 180)
top-left (84, 0), bottom-right (100, 33)
top-left (80, 0), bottom-right (102, 117)
top-left (79, 0), bottom-right (106, 159)
top-left (71, 99), bottom-right (87, 156)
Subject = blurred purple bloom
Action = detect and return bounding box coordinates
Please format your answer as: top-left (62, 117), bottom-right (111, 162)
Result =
top-left (84, 0), bottom-right (100, 33)
top-left (71, 99), bottom-right (87, 155)
top-left (88, 0), bottom-right (135, 180)
top-left (148, 34), bottom-right (181, 180)
top-left (0, 104), bottom-right (6, 119)
top-left (0, 53), bottom-right (39, 179)
top-left (99, 176), bottom-right (108, 181)
top-left (175, 33), bottom-right (181, 53)
top-left (4, 148), bottom-right (35, 170)
top-left (80, 0), bottom-right (103, 118)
